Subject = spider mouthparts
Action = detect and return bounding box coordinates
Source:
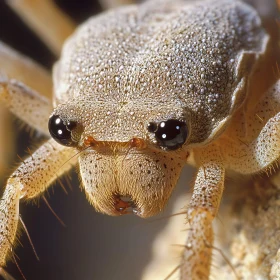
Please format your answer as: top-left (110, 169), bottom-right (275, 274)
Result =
top-left (114, 195), bottom-right (138, 215)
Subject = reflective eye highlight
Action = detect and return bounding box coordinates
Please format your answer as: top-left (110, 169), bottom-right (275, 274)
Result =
top-left (148, 119), bottom-right (188, 150)
top-left (48, 115), bottom-right (77, 146)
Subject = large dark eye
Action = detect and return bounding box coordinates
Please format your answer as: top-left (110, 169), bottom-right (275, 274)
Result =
top-left (48, 115), bottom-right (77, 146)
top-left (148, 119), bottom-right (188, 150)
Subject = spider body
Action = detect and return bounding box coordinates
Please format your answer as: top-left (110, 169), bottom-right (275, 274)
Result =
top-left (50, 0), bottom-right (268, 218)
top-left (0, 0), bottom-right (279, 279)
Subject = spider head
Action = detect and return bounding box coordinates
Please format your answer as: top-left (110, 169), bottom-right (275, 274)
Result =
top-left (48, 100), bottom-right (190, 217)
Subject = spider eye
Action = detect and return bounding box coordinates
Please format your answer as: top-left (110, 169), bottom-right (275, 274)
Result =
top-left (48, 115), bottom-right (77, 146)
top-left (147, 122), bottom-right (157, 133)
top-left (148, 119), bottom-right (188, 150)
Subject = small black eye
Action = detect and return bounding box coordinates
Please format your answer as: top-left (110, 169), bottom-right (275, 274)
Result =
top-left (147, 122), bottom-right (157, 133)
top-left (48, 115), bottom-right (77, 147)
top-left (153, 119), bottom-right (188, 150)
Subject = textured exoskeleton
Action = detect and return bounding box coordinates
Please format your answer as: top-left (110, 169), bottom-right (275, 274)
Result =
top-left (0, 0), bottom-right (279, 279)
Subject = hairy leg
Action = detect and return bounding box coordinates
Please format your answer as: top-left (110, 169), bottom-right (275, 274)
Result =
top-left (0, 42), bottom-right (52, 98)
top-left (0, 139), bottom-right (77, 266)
top-left (0, 78), bottom-right (52, 135)
top-left (181, 145), bottom-right (225, 280)
top-left (221, 81), bottom-right (280, 174)
top-left (6, 0), bottom-right (75, 56)
top-left (0, 41), bottom-right (52, 180)
top-left (0, 107), bottom-right (13, 180)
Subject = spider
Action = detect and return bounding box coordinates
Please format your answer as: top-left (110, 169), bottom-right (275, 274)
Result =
top-left (0, 0), bottom-right (279, 279)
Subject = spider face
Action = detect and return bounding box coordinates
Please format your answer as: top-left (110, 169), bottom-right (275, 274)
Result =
top-left (49, 100), bottom-right (190, 217)
top-left (48, 0), bottom-right (270, 221)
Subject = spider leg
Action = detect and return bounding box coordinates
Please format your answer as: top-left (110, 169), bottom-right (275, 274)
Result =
top-left (181, 144), bottom-right (225, 280)
top-left (0, 42), bottom-right (53, 175)
top-left (221, 81), bottom-right (280, 174)
top-left (6, 0), bottom-right (75, 56)
top-left (0, 41), bottom-right (52, 98)
top-left (0, 139), bottom-right (77, 267)
top-left (0, 77), bottom-right (52, 135)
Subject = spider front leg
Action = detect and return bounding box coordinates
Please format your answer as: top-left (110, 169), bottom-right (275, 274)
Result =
top-left (181, 145), bottom-right (225, 280)
top-left (0, 41), bottom-right (53, 179)
top-left (0, 60), bottom-right (76, 269)
top-left (229, 112), bottom-right (280, 174)
top-left (0, 139), bottom-right (77, 267)
top-left (0, 77), bottom-right (52, 135)
top-left (222, 81), bottom-right (280, 175)
top-left (0, 42), bottom-right (52, 98)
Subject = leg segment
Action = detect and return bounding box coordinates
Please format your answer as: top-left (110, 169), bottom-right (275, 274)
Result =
top-left (181, 145), bottom-right (225, 280)
top-left (0, 77), bottom-right (52, 135)
top-left (0, 107), bottom-right (14, 178)
top-left (6, 0), bottom-right (75, 56)
top-left (221, 81), bottom-right (280, 174)
top-left (224, 113), bottom-right (280, 174)
top-left (0, 41), bottom-right (52, 98)
top-left (0, 139), bottom-right (77, 266)
top-left (0, 41), bottom-right (53, 176)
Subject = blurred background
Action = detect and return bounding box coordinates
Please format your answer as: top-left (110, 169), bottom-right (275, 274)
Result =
top-left (0, 0), bottom-right (278, 280)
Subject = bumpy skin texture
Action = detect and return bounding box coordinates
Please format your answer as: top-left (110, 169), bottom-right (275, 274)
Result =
top-left (0, 0), bottom-right (279, 280)
top-left (55, 0), bottom-right (267, 145)
top-left (52, 0), bottom-right (268, 217)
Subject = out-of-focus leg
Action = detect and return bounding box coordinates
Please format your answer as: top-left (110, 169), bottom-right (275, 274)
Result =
top-left (0, 78), bottom-right (52, 135)
top-left (0, 267), bottom-right (15, 280)
top-left (0, 107), bottom-right (13, 180)
top-left (0, 41), bottom-right (53, 181)
top-left (0, 41), bottom-right (52, 99)
top-left (6, 0), bottom-right (75, 56)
